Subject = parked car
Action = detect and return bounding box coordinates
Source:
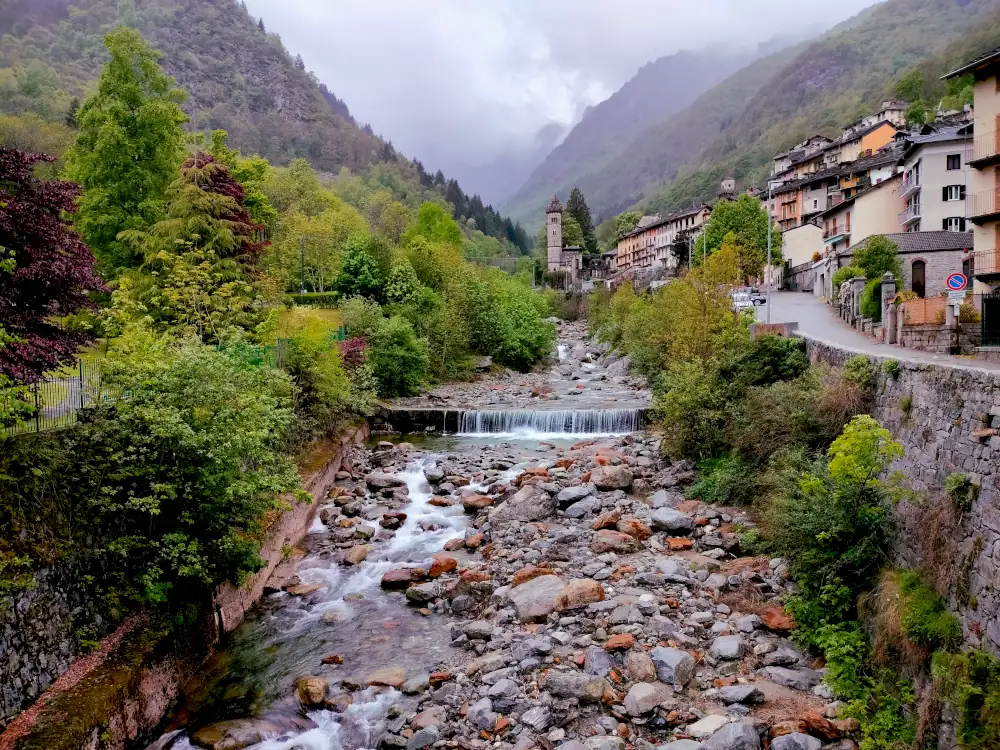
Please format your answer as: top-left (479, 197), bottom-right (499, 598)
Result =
top-left (731, 288), bottom-right (767, 310)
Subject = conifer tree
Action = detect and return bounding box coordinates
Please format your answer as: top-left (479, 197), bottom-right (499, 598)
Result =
top-left (566, 187), bottom-right (597, 254)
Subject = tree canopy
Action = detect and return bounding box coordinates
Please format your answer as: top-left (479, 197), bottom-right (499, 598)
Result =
top-left (699, 194), bottom-right (781, 277)
top-left (566, 187), bottom-right (598, 254)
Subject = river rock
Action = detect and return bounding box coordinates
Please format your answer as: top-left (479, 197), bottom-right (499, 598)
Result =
top-left (509, 574), bottom-right (566, 621)
top-left (381, 569), bottom-right (415, 589)
top-left (406, 727), bottom-right (440, 750)
top-left (344, 545), bottom-right (370, 565)
top-left (763, 666), bottom-right (822, 691)
top-left (663, 742), bottom-right (704, 750)
top-left (626, 651), bottom-right (658, 682)
top-left (623, 681), bottom-right (673, 716)
top-left (688, 715), bottom-right (730, 740)
top-left (366, 472), bottom-right (406, 489)
top-left (584, 645), bottom-right (613, 676)
top-left (590, 465), bottom-right (633, 490)
top-left (651, 646), bottom-right (695, 687)
top-left (710, 635), bottom-right (744, 660)
top-left (489, 484), bottom-right (557, 525)
top-left (651, 508), bottom-right (696, 533)
top-left (543, 671), bottom-right (606, 702)
top-left (520, 705), bottom-right (552, 732)
top-left (467, 696), bottom-right (498, 731)
top-left (590, 529), bottom-right (638, 553)
top-left (586, 738), bottom-right (626, 750)
top-left (295, 676), bottom-right (329, 708)
top-left (410, 705), bottom-right (446, 731)
top-left (367, 666), bottom-right (406, 688)
top-left (557, 483), bottom-right (596, 504)
top-left (718, 685), bottom-right (764, 705)
top-left (702, 721), bottom-right (761, 750)
top-left (462, 494), bottom-right (493, 511)
top-left (190, 717), bottom-right (316, 750)
top-left (565, 497), bottom-right (600, 518)
top-left (405, 581), bottom-right (439, 604)
top-left (555, 578), bottom-right (604, 610)
top-left (770, 735), bottom-right (821, 750)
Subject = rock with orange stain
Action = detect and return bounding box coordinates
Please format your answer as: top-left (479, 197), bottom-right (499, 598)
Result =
top-left (464, 533), bottom-right (485, 549)
top-left (616, 517), bottom-right (652, 541)
top-left (604, 633), bottom-right (636, 651)
top-left (591, 529), bottom-right (639, 554)
top-left (801, 710), bottom-right (843, 740)
top-left (770, 720), bottom-right (807, 737)
top-left (511, 564), bottom-right (550, 587)
top-left (665, 537), bottom-right (694, 551)
top-left (592, 510), bottom-right (622, 530)
top-left (555, 578), bottom-right (605, 610)
top-left (443, 538), bottom-right (464, 551)
top-left (555, 458), bottom-right (575, 469)
top-left (428, 555), bottom-right (458, 578)
top-left (760, 605), bottom-right (795, 633)
top-left (462, 494), bottom-right (493, 511)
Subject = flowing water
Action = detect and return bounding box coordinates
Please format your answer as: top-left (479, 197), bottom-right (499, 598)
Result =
top-left (148, 328), bottom-right (648, 750)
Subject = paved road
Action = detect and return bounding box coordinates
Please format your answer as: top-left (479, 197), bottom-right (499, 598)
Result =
top-left (759, 291), bottom-right (1000, 372)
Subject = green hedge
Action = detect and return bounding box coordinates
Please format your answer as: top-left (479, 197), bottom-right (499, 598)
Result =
top-left (285, 292), bottom-right (340, 308)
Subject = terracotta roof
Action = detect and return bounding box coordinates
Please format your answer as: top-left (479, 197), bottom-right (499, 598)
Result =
top-left (851, 231), bottom-right (972, 255)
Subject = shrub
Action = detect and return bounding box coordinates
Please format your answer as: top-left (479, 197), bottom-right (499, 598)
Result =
top-left (730, 372), bottom-right (829, 461)
top-left (897, 570), bottom-right (962, 652)
top-left (945, 472), bottom-right (978, 514)
top-left (717, 334), bottom-right (809, 390)
top-left (367, 315), bottom-right (429, 397)
top-left (833, 264), bottom-right (865, 292)
top-left (655, 358), bottom-right (728, 458)
top-left (959, 301), bottom-right (981, 324)
top-left (843, 355), bottom-right (877, 392)
top-left (883, 359), bottom-right (900, 378)
top-left (933, 650), bottom-right (1000, 749)
top-left (286, 292), bottom-right (339, 307)
top-left (899, 393), bottom-right (913, 414)
top-left (339, 296), bottom-right (386, 341)
top-left (860, 277), bottom-right (884, 319)
top-left (686, 455), bottom-right (759, 505)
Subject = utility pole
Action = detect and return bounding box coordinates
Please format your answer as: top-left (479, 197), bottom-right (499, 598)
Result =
top-left (299, 235), bottom-right (306, 294)
top-left (766, 181), bottom-right (773, 324)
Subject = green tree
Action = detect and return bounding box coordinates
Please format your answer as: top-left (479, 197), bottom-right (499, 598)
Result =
top-left (561, 213), bottom-right (585, 248)
top-left (566, 187), bottom-right (597, 253)
top-left (614, 211), bottom-right (642, 240)
top-left (385, 258), bottom-right (421, 304)
top-left (700, 193), bottom-right (781, 275)
top-left (404, 202), bottom-right (462, 248)
top-left (208, 130), bottom-right (278, 229)
top-left (334, 233), bottom-right (384, 300)
top-left (66, 27), bottom-right (187, 275)
top-left (854, 235), bottom-right (902, 281)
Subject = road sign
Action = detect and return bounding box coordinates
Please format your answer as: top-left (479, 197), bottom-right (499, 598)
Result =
top-left (946, 273), bottom-right (968, 291)
top-left (948, 290), bottom-right (967, 303)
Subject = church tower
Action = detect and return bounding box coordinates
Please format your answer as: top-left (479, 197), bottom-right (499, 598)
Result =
top-left (546, 196), bottom-right (563, 272)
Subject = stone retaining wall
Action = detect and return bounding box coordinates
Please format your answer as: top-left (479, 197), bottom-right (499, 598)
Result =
top-left (0, 423), bottom-right (369, 747)
top-left (805, 337), bottom-right (1000, 655)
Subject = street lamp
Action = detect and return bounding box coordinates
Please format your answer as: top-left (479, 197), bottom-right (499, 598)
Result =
top-left (765, 180), bottom-right (776, 324)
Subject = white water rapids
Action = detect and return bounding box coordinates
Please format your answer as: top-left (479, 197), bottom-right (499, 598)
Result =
top-left (456, 408), bottom-right (642, 439)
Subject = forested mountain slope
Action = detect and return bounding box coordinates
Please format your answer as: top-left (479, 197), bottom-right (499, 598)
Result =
top-left (501, 46), bottom-right (759, 224)
top-left (0, 0), bottom-right (531, 252)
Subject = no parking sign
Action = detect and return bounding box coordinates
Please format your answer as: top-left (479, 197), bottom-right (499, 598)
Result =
top-left (947, 273), bottom-right (968, 291)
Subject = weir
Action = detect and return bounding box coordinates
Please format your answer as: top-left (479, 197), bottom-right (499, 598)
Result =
top-left (456, 408), bottom-right (643, 436)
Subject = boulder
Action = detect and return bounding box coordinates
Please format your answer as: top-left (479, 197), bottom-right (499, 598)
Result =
top-left (556, 484), bottom-right (596, 504)
top-left (555, 578), bottom-right (604, 610)
top-left (366, 666), bottom-right (407, 688)
top-left (763, 667), bottom-right (822, 691)
top-left (651, 646), bottom-right (695, 687)
top-left (718, 685), bottom-right (764, 705)
top-left (467, 697), bottom-right (497, 731)
top-left (463, 620), bottom-right (493, 640)
top-left (709, 635), bottom-right (744, 660)
top-left (344, 545), bottom-right (370, 565)
top-left (626, 651), bottom-right (658, 682)
top-left (688, 715), bottom-right (730, 740)
top-left (660, 742), bottom-right (704, 750)
top-left (509, 575), bottom-right (566, 621)
top-left (565, 498), bottom-right (601, 518)
top-left (295, 676), bottom-right (329, 708)
top-left (406, 727), bottom-right (440, 750)
top-left (759, 606), bottom-right (795, 633)
top-left (365, 472), bottom-right (406, 489)
top-left (770, 735), bottom-right (821, 750)
top-left (651, 508), bottom-right (696, 533)
top-left (190, 717), bottom-right (316, 750)
top-left (410, 706), bottom-right (446, 731)
top-left (590, 529), bottom-right (639, 553)
top-left (584, 646), bottom-right (613, 677)
top-left (703, 721), bottom-right (761, 750)
top-left (624, 681), bottom-right (673, 716)
top-left (617, 517), bottom-right (653, 541)
top-left (381, 569), bottom-right (415, 589)
top-left (590, 465), bottom-right (633, 490)
top-left (604, 633), bottom-right (635, 651)
top-left (489, 484), bottom-right (557, 525)
top-left (543, 671), bottom-right (606, 702)
top-left (462, 495), bottom-right (494, 512)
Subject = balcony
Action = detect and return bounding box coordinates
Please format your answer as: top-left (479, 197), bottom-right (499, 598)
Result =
top-left (968, 131), bottom-right (1000, 168)
top-left (973, 248), bottom-right (1000, 278)
top-left (826, 194), bottom-right (845, 209)
top-left (826, 185), bottom-right (842, 195)
top-left (898, 204), bottom-right (921, 225)
top-left (967, 189), bottom-right (1000, 224)
top-left (900, 175), bottom-right (921, 198)
top-left (823, 224), bottom-right (849, 243)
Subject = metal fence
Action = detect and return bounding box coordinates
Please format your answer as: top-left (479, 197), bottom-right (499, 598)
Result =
top-left (3, 359), bottom-right (122, 437)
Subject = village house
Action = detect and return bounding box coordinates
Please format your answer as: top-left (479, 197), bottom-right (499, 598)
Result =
top-left (944, 48), bottom-right (1000, 297)
top-left (897, 123), bottom-right (973, 235)
top-left (614, 204), bottom-right (710, 274)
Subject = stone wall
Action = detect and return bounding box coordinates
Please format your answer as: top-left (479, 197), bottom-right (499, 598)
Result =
top-left (898, 323), bottom-right (982, 354)
top-left (0, 422), bottom-right (369, 742)
top-left (0, 558), bottom-right (113, 725)
top-left (805, 337), bottom-right (1000, 655)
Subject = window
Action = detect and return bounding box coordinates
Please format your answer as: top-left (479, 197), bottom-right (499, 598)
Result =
top-left (813, 199), bottom-right (818, 209)
top-left (946, 154), bottom-right (962, 170)
top-left (944, 217), bottom-right (967, 232)
top-left (963, 256), bottom-right (975, 279)
top-left (943, 185), bottom-right (966, 201)
top-left (550, 216), bottom-right (558, 223)
top-left (911, 260), bottom-right (926, 298)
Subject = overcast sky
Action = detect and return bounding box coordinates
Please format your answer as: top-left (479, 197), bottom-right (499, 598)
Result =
top-left (244, 0), bottom-right (879, 204)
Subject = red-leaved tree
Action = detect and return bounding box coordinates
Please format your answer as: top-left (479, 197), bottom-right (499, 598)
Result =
top-left (0, 149), bottom-right (105, 383)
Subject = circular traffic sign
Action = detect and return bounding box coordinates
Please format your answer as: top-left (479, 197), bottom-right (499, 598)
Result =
top-left (946, 273), bottom-right (968, 291)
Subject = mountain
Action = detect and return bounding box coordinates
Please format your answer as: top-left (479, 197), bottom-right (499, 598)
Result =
top-left (0, 0), bottom-right (531, 252)
top-left (506, 0), bottom-right (1000, 229)
top-left (501, 46), bottom-right (761, 225)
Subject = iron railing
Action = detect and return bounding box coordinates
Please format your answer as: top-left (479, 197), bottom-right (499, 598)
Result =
top-left (898, 204), bottom-right (922, 224)
top-left (900, 175), bottom-right (921, 197)
top-left (969, 131), bottom-right (1000, 165)
top-left (973, 248), bottom-right (1000, 277)
top-left (823, 224), bottom-right (848, 240)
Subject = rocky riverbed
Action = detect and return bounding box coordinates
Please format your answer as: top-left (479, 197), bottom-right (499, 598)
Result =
top-left (145, 326), bottom-right (857, 750)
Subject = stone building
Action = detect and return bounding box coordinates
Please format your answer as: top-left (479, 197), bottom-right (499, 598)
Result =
top-left (545, 196), bottom-right (582, 284)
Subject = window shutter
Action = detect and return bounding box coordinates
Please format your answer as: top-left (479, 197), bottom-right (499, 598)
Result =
top-left (943, 186), bottom-right (948, 201)
top-left (943, 218), bottom-right (948, 230)
top-left (961, 185), bottom-right (967, 199)
top-left (960, 218), bottom-right (966, 232)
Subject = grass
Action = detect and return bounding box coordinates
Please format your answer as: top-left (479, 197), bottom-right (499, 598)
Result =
top-left (277, 306), bottom-right (341, 337)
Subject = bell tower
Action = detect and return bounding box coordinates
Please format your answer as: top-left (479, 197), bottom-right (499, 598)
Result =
top-left (546, 196), bottom-right (563, 272)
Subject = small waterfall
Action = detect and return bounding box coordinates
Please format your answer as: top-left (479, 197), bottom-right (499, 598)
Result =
top-left (456, 408), bottom-right (642, 437)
